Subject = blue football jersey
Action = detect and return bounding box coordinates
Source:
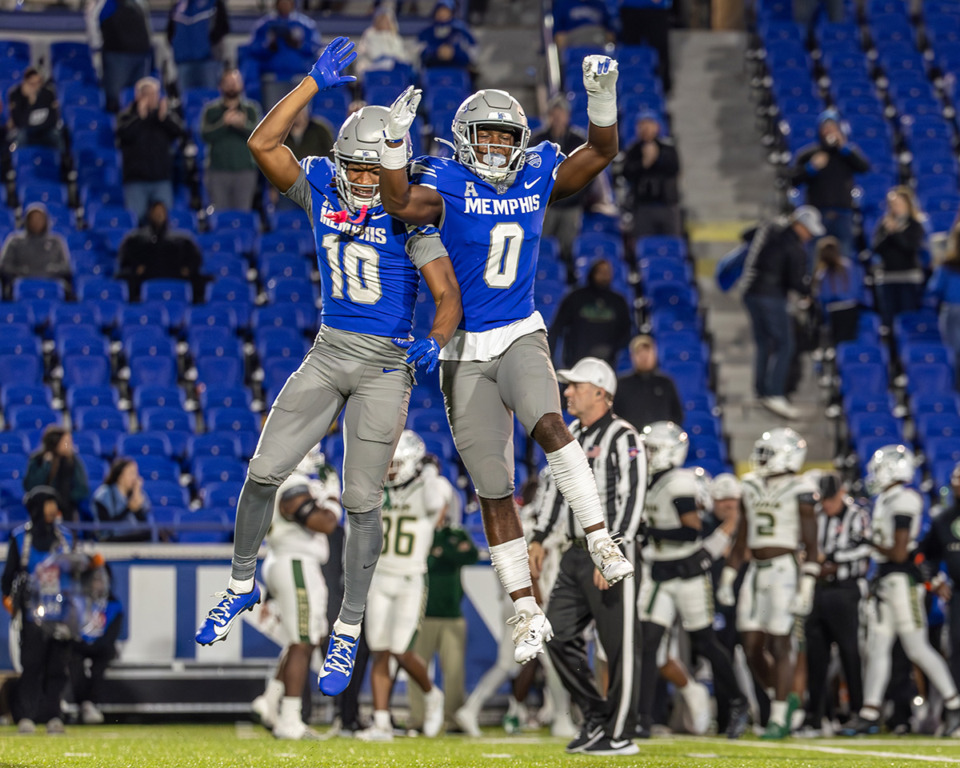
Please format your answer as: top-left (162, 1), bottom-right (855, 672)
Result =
top-left (410, 141), bottom-right (565, 333)
top-left (300, 156), bottom-right (433, 338)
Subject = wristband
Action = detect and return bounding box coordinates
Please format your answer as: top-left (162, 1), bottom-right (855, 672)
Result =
top-left (380, 141), bottom-right (408, 171)
top-left (802, 561), bottom-right (822, 578)
top-left (586, 94), bottom-right (618, 128)
top-left (702, 528), bottom-right (731, 560)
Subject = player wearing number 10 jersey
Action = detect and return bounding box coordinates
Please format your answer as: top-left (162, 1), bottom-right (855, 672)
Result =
top-left (379, 56), bottom-right (633, 667)
top-left (196, 39), bottom-right (462, 703)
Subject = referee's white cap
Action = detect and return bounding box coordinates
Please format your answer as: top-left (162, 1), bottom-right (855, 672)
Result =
top-left (557, 357), bottom-right (617, 396)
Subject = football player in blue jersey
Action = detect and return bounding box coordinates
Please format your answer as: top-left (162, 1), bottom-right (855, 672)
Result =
top-left (195, 38), bottom-right (462, 700)
top-left (378, 56), bottom-right (633, 664)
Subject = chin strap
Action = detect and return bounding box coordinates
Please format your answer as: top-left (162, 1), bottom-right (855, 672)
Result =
top-left (323, 204), bottom-right (369, 226)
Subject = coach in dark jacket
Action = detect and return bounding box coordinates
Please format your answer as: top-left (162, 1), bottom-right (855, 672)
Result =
top-left (613, 334), bottom-right (683, 431)
top-left (741, 206), bottom-right (821, 419)
top-left (621, 111), bottom-right (681, 238)
top-left (792, 109), bottom-right (870, 257)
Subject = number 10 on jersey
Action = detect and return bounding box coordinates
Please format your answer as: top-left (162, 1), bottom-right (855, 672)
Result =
top-left (321, 233), bottom-right (382, 304)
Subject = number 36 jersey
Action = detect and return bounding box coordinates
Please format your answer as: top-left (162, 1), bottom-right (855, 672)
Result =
top-left (741, 471), bottom-right (818, 551)
top-left (410, 141), bottom-right (565, 336)
top-left (284, 156), bottom-right (444, 339)
top-left (378, 464), bottom-right (446, 577)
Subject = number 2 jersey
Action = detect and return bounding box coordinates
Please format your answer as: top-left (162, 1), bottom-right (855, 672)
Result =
top-left (378, 463), bottom-right (446, 577)
top-left (283, 156), bottom-right (446, 366)
top-left (410, 141), bottom-right (565, 361)
top-left (741, 471), bottom-right (818, 551)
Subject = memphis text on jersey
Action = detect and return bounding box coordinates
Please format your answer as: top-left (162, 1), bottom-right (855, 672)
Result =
top-left (319, 200), bottom-right (388, 244)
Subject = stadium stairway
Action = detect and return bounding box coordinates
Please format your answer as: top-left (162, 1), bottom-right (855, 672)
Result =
top-left (669, 30), bottom-right (833, 467)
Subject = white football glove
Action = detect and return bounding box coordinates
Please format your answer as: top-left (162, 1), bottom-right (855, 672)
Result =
top-left (582, 55), bottom-right (619, 127)
top-left (716, 566), bottom-right (738, 607)
top-left (789, 574), bottom-right (817, 617)
top-left (385, 85), bottom-right (422, 143)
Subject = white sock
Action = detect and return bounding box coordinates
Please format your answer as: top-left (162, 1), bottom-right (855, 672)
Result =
top-left (947, 695), bottom-right (960, 711)
top-left (278, 697), bottom-right (301, 729)
top-left (513, 595), bottom-right (538, 616)
top-left (229, 577), bottom-right (254, 594)
top-left (374, 709), bottom-right (391, 731)
top-left (770, 700), bottom-right (787, 727)
top-left (545, 441), bottom-right (605, 531)
top-left (265, 678), bottom-right (284, 710)
top-left (333, 618), bottom-right (361, 639)
top-left (489, 538), bottom-right (533, 595)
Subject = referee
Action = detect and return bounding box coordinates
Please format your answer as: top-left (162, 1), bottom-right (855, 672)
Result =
top-left (802, 471), bottom-right (870, 733)
top-left (528, 357), bottom-right (646, 757)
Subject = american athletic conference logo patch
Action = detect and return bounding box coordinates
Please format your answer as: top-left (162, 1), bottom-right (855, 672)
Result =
top-left (525, 153), bottom-right (541, 168)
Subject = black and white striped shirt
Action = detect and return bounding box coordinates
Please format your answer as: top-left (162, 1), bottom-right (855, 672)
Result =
top-left (531, 411), bottom-right (647, 545)
top-left (817, 497), bottom-right (872, 582)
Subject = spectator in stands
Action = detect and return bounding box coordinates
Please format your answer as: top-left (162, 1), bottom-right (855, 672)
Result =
top-left (927, 224), bottom-right (960, 369)
top-left (794, 0), bottom-right (845, 26)
top-left (5, 68), bottom-right (62, 149)
top-left (741, 206), bottom-right (821, 420)
top-left (613, 333), bottom-right (683, 430)
top-left (531, 95), bottom-right (589, 269)
top-left (791, 109), bottom-right (870, 258)
top-left (872, 186), bottom-right (926, 331)
top-left (418, 0), bottom-right (477, 72)
top-left (117, 201), bottom-right (204, 301)
top-left (118, 77), bottom-right (184, 222)
top-left (0, 203), bottom-right (71, 293)
top-left (356, 5), bottom-right (411, 78)
top-left (86, 0), bottom-right (153, 113)
top-left (549, 259), bottom-right (632, 370)
top-left (618, 0), bottom-right (672, 93)
top-left (621, 111), bottom-right (681, 239)
top-left (248, 0), bottom-right (322, 110)
top-left (167, 0), bottom-right (230, 94)
top-left (70, 572), bottom-right (123, 725)
top-left (92, 458), bottom-right (150, 542)
top-left (200, 70), bottom-right (262, 211)
top-left (813, 235), bottom-right (866, 346)
top-left (284, 105), bottom-right (334, 161)
top-left (24, 427), bottom-right (90, 525)
top-left (553, 0), bottom-right (616, 52)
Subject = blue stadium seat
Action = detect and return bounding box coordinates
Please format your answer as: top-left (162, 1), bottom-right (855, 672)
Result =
top-left (13, 277), bottom-right (65, 323)
top-left (0, 433), bottom-right (29, 456)
top-left (176, 508), bottom-right (231, 544)
top-left (906, 362), bottom-right (954, 395)
top-left (140, 407), bottom-right (196, 456)
top-left (844, 391), bottom-right (896, 415)
top-left (901, 342), bottom-right (952, 367)
top-left (0, 302), bottom-right (35, 327)
top-left (196, 231), bottom-right (242, 256)
top-left (262, 357), bottom-right (298, 401)
top-left (90, 206), bottom-right (136, 231)
top-left (195, 356), bottom-right (243, 389)
top-left (205, 278), bottom-right (255, 326)
top-left (207, 407), bottom-right (258, 435)
top-left (66, 386), bottom-right (117, 411)
top-left (260, 252), bottom-right (310, 284)
top-left (0, 455), bottom-right (26, 482)
top-left (201, 252), bottom-right (247, 281)
top-left (117, 432), bottom-right (173, 459)
top-left (72, 405), bottom-right (128, 437)
top-left (836, 341), bottom-right (889, 368)
top-left (143, 480), bottom-right (190, 508)
top-left (267, 277), bottom-right (317, 305)
top-left (927, 436), bottom-right (960, 466)
top-left (124, 329), bottom-right (177, 363)
top-left (912, 392), bottom-right (960, 416)
top-left (199, 387), bottom-right (251, 411)
top-left (71, 431), bottom-right (102, 457)
top-left (201, 481), bottom-right (240, 509)
top-left (839, 361), bottom-right (888, 396)
top-left (849, 412), bottom-right (903, 442)
top-left (188, 327), bottom-right (242, 361)
top-left (8, 404), bottom-right (61, 435)
top-left (136, 455), bottom-right (180, 483)
top-left (255, 327), bottom-right (308, 362)
top-left (192, 456), bottom-right (245, 486)
top-left (0, 329), bottom-right (40, 357)
top-left (133, 386), bottom-right (185, 411)
top-left (129, 357), bottom-right (178, 390)
top-left (57, 327), bottom-right (109, 359)
top-left (119, 303), bottom-right (172, 332)
top-left (917, 412), bottom-right (960, 443)
top-left (141, 278), bottom-right (192, 308)
top-left (188, 432), bottom-right (241, 461)
top-left (62, 354), bottom-right (110, 388)
top-left (0, 354), bottom-right (42, 388)
top-left (186, 304), bottom-right (238, 333)
top-left (77, 453), bottom-right (108, 485)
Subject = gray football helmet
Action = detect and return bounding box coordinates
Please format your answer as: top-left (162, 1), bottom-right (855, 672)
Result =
top-left (642, 421), bottom-right (689, 474)
top-left (334, 105), bottom-right (411, 212)
top-left (385, 430), bottom-right (426, 488)
top-left (451, 89), bottom-right (530, 183)
top-left (750, 428), bottom-right (807, 476)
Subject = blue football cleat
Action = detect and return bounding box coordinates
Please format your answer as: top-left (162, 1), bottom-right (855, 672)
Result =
top-left (195, 584), bottom-right (261, 646)
top-left (318, 630), bottom-right (360, 696)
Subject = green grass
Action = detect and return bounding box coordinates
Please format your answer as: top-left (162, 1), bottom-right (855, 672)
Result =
top-left (2, 725), bottom-right (960, 768)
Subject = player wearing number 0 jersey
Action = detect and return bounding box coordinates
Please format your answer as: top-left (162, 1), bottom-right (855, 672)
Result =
top-left (196, 38), bottom-right (462, 704)
top-left (719, 428), bottom-right (820, 740)
top-left (379, 57), bottom-right (633, 667)
top-left (359, 431), bottom-right (445, 742)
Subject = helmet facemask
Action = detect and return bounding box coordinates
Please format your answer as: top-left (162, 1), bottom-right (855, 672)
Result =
top-left (451, 90), bottom-right (530, 184)
top-left (333, 105), bottom-right (410, 215)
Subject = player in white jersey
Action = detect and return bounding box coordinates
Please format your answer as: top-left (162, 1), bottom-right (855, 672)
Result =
top-left (636, 422), bottom-right (749, 739)
top-left (250, 446), bottom-right (341, 740)
top-left (357, 431), bottom-right (445, 741)
top-left (718, 428), bottom-right (819, 739)
top-left (842, 445), bottom-right (960, 736)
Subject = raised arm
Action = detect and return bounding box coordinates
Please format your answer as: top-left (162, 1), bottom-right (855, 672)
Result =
top-left (247, 36), bottom-right (357, 193)
top-left (551, 56), bottom-right (619, 204)
top-left (379, 86), bottom-right (445, 226)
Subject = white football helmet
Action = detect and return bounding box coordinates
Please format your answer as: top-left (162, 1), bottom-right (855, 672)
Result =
top-left (386, 430), bottom-right (426, 488)
top-left (865, 444), bottom-right (916, 496)
top-left (750, 428), bottom-right (807, 476)
top-left (296, 444), bottom-right (326, 477)
top-left (334, 105), bottom-right (411, 212)
top-left (452, 89), bottom-right (530, 183)
top-left (710, 473), bottom-right (742, 501)
top-left (642, 421), bottom-right (689, 474)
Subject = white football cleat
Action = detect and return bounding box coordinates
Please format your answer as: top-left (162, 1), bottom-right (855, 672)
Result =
top-left (508, 611), bottom-right (553, 664)
top-left (679, 681), bottom-right (712, 735)
top-left (250, 695), bottom-right (276, 730)
top-left (423, 687), bottom-right (445, 738)
top-left (590, 536), bottom-right (634, 585)
top-left (355, 725), bottom-right (394, 742)
top-left (454, 707), bottom-right (482, 738)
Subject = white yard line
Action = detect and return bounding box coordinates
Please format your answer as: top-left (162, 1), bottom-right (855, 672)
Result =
top-left (680, 737), bottom-right (960, 764)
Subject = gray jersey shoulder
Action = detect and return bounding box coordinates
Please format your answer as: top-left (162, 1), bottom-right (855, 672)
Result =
top-left (283, 168), bottom-right (314, 225)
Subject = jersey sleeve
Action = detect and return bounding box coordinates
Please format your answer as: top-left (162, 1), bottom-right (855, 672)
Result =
top-left (527, 140), bottom-right (566, 181)
top-left (283, 155), bottom-right (332, 224)
top-left (892, 487), bottom-right (923, 519)
top-left (406, 224), bottom-right (447, 270)
top-left (409, 155), bottom-right (440, 189)
top-left (282, 167), bottom-right (313, 222)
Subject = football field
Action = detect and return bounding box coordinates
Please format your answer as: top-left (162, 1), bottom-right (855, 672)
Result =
top-left (2, 725), bottom-right (960, 768)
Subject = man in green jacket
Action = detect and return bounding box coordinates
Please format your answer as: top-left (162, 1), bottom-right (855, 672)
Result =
top-left (200, 69), bottom-right (262, 211)
top-left (409, 471), bottom-right (478, 733)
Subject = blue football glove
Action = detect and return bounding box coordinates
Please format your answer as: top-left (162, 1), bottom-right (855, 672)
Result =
top-left (393, 336), bottom-right (441, 373)
top-left (308, 36), bottom-right (357, 91)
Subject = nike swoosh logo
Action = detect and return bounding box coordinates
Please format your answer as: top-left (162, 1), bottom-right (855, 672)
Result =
top-left (362, 562), bottom-right (376, 569)
top-left (524, 178), bottom-right (540, 189)
top-left (382, 368), bottom-right (399, 373)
